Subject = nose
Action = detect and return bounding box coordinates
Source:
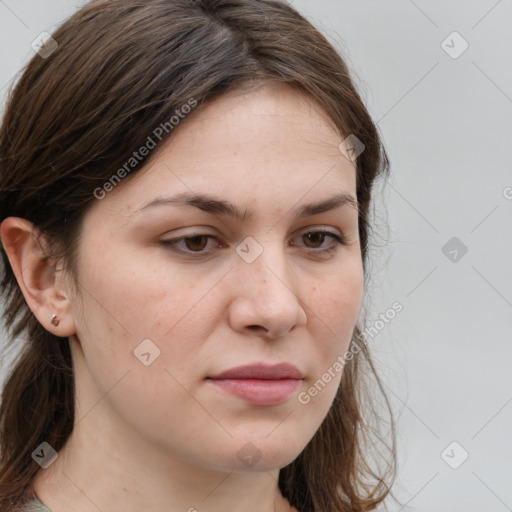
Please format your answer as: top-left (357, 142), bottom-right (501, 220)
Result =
top-left (227, 241), bottom-right (307, 339)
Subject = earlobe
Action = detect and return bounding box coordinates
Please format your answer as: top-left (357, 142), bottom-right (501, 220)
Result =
top-left (0, 217), bottom-right (76, 337)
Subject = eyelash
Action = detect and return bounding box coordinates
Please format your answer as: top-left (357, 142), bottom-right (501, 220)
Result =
top-left (160, 229), bottom-right (348, 257)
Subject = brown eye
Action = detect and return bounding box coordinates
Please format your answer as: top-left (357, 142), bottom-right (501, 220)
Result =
top-left (183, 235), bottom-right (209, 252)
top-left (294, 230), bottom-right (347, 252)
top-left (302, 232), bottom-right (327, 249)
top-left (160, 233), bottom-right (219, 255)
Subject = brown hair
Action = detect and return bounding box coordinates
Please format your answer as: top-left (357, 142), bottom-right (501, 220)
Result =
top-left (0, 0), bottom-right (397, 510)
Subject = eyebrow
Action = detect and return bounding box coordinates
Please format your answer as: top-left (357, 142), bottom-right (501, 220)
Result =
top-left (134, 191), bottom-right (358, 221)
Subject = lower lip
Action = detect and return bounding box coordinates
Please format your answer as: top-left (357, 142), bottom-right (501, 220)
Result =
top-left (207, 378), bottom-right (301, 405)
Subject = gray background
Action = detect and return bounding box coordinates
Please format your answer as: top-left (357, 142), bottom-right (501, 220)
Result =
top-left (1, 1), bottom-right (511, 511)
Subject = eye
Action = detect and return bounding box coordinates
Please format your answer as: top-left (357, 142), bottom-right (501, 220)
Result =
top-left (292, 229), bottom-right (348, 253)
top-left (161, 234), bottom-right (221, 254)
top-left (159, 229), bottom-right (348, 257)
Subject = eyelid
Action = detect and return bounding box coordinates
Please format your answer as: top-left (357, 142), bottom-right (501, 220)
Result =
top-left (294, 225), bottom-right (348, 244)
top-left (159, 226), bottom-right (348, 257)
top-left (159, 226), bottom-right (344, 243)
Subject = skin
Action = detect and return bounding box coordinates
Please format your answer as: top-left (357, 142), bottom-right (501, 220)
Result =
top-left (1, 83), bottom-right (363, 512)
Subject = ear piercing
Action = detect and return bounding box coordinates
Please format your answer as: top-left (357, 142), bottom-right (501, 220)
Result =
top-left (50, 314), bottom-right (60, 327)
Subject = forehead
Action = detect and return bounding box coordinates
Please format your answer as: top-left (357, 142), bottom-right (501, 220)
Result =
top-left (89, 84), bottom-right (357, 219)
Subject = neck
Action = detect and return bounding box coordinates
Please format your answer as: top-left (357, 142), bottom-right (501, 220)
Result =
top-left (32, 382), bottom-right (295, 512)
top-left (33, 425), bottom-right (295, 512)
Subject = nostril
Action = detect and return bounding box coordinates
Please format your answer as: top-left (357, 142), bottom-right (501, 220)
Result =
top-left (247, 325), bottom-right (262, 331)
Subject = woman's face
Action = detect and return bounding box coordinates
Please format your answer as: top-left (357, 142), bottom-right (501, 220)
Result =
top-left (68, 84), bottom-right (364, 472)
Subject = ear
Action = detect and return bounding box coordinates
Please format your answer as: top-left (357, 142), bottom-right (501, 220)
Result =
top-left (0, 217), bottom-right (76, 337)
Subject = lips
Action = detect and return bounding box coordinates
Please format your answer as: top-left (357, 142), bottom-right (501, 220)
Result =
top-left (206, 363), bottom-right (303, 405)
top-left (208, 363), bottom-right (303, 380)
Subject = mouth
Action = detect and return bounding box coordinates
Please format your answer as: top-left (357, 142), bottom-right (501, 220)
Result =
top-left (206, 378), bottom-right (302, 405)
top-left (206, 363), bottom-right (304, 405)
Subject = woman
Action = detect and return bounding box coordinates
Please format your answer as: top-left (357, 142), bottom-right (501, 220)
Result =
top-left (0, 0), bottom-right (397, 511)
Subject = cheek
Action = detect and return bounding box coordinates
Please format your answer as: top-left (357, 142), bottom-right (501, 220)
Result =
top-left (77, 240), bottom-right (193, 329)
top-left (70, 249), bottom-right (218, 436)
top-left (311, 260), bottom-right (364, 332)
top-left (305, 260), bottom-right (364, 380)
top-left (73, 243), bottom-right (224, 379)
top-left (295, 268), bottom-right (363, 424)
